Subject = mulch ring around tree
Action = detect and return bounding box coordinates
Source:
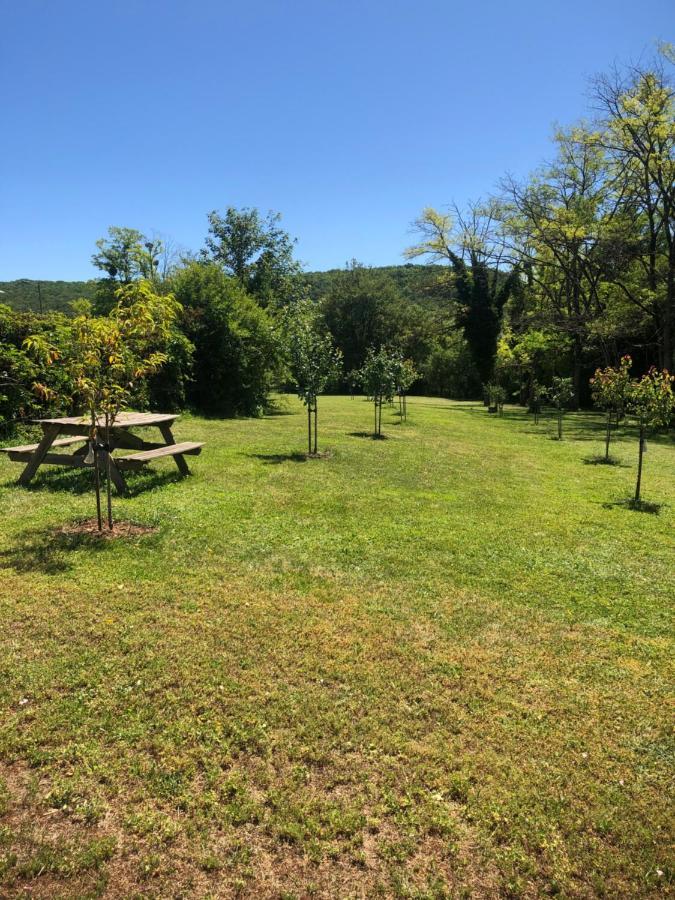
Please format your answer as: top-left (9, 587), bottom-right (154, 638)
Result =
top-left (59, 519), bottom-right (158, 539)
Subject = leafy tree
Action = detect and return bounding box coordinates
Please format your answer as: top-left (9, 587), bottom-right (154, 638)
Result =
top-left (625, 367), bottom-right (675, 504)
top-left (501, 130), bottom-right (614, 404)
top-left (282, 298), bottom-right (342, 455)
top-left (203, 207), bottom-right (300, 305)
top-left (548, 376), bottom-right (575, 439)
top-left (530, 380), bottom-right (546, 424)
top-left (392, 355), bottom-right (418, 421)
top-left (358, 347), bottom-right (399, 438)
top-left (590, 355), bottom-right (632, 460)
top-left (486, 382), bottom-right (507, 416)
top-left (592, 56), bottom-right (675, 370)
top-left (170, 262), bottom-right (280, 416)
top-left (0, 305), bottom-right (73, 433)
top-left (346, 369), bottom-right (361, 399)
top-left (422, 338), bottom-right (480, 399)
top-left (322, 263), bottom-right (407, 377)
top-left (26, 282), bottom-right (179, 531)
top-left (405, 202), bottom-right (517, 385)
top-left (92, 227), bottom-right (169, 314)
top-left (92, 226), bottom-right (149, 283)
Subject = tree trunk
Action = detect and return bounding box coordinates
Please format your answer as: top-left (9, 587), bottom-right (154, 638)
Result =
top-left (664, 259), bottom-right (674, 372)
top-left (313, 398), bottom-right (318, 455)
top-left (571, 336), bottom-right (582, 409)
top-left (634, 424), bottom-right (645, 503)
top-left (90, 414), bottom-right (103, 532)
top-left (605, 411), bottom-right (612, 461)
top-left (557, 408), bottom-right (562, 440)
top-left (93, 443), bottom-right (103, 532)
top-left (104, 415), bottom-right (113, 530)
top-left (307, 403), bottom-right (312, 455)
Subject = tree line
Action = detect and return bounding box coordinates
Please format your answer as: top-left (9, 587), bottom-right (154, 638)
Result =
top-left (1, 50), bottom-right (673, 437)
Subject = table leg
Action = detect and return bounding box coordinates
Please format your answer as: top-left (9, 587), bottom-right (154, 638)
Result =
top-left (18, 424), bottom-right (60, 485)
top-left (103, 452), bottom-right (129, 496)
top-left (159, 422), bottom-right (190, 476)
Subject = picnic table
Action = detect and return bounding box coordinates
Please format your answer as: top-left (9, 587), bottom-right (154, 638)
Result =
top-left (0, 412), bottom-right (203, 495)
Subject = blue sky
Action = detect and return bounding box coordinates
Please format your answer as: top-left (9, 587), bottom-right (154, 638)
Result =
top-left (1, 0), bottom-right (672, 280)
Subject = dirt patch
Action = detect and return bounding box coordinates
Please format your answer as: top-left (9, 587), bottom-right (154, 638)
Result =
top-left (59, 519), bottom-right (158, 539)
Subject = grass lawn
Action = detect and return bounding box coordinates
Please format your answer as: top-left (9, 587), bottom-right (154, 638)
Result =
top-left (0, 396), bottom-right (673, 899)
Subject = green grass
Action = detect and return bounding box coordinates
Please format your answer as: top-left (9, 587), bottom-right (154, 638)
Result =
top-left (0, 397), bottom-right (673, 898)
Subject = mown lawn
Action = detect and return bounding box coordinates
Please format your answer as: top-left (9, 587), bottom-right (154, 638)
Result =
top-left (0, 396), bottom-right (673, 899)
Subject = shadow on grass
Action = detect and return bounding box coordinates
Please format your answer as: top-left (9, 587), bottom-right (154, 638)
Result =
top-left (263, 400), bottom-right (296, 417)
top-left (601, 497), bottom-right (665, 515)
top-left (249, 452), bottom-right (308, 464)
top-left (583, 454), bottom-right (627, 467)
top-left (12, 467), bottom-right (183, 497)
top-left (0, 526), bottom-right (114, 575)
top-left (347, 432), bottom-right (388, 440)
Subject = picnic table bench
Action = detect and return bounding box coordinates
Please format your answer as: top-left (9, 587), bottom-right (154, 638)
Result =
top-left (0, 412), bottom-right (203, 495)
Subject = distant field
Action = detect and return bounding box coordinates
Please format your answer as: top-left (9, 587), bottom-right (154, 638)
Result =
top-left (0, 397), bottom-right (673, 898)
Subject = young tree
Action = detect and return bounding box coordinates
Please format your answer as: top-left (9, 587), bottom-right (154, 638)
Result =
top-left (282, 298), bottom-right (342, 455)
top-left (358, 348), bottom-right (399, 438)
top-left (26, 282), bottom-right (180, 531)
top-left (590, 355), bottom-right (632, 460)
top-left (486, 383), bottom-right (507, 416)
top-left (625, 367), bottom-right (675, 504)
top-left (530, 380), bottom-right (546, 424)
top-left (392, 355), bottom-right (418, 421)
top-left (548, 376), bottom-right (575, 439)
top-left (346, 369), bottom-right (361, 399)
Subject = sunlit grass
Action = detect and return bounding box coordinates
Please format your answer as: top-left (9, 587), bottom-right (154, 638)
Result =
top-left (0, 397), bottom-right (673, 897)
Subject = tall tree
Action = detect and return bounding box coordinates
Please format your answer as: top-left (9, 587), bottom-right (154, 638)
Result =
top-left (501, 129), bottom-right (616, 403)
top-left (203, 207), bottom-right (300, 305)
top-left (405, 201), bottom-right (517, 385)
top-left (592, 55), bottom-right (675, 370)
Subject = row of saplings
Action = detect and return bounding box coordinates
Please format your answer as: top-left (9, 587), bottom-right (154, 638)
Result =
top-left (283, 299), bottom-right (417, 452)
top-left (484, 358), bottom-right (675, 508)
top-left (20, 290), bottom-right (415, 531)
top-left (21, 284), bottom-right (673, 527)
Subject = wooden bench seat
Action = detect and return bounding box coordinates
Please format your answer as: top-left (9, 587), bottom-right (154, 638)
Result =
top-left (116, 441), bottom-right (203, 464)
top-left (0, 435), bottom-right (88, 454)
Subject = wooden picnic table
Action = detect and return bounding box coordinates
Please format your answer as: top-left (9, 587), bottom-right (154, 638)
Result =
top-left (0, 411), bottom-right (203, 495)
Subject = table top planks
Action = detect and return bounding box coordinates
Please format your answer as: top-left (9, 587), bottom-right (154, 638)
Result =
top-left (31, 412), bottom-right (180, 429)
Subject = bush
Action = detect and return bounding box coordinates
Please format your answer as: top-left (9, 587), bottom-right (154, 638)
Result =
top-left (170, 263), bottom-right (280, 417)
top-left (0, 305), bottom-right (73, 435)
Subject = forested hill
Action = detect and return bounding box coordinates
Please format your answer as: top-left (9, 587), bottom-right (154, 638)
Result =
top-left (0, 265), bottom-right (449, 314)
top-left (302, 264), bottom-right (448, 305)
top-left (0, 279), bottom-right (96, 313)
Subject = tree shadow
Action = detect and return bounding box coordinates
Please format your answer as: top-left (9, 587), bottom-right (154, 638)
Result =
top-left (582, 454), bottom-right (627, 467)
top-left (0, 525), bottom-right (117, 575)
top-left (347, 432), bottom-right (388, 440)
top-left (248, 452), bottom-right (308, 464)
top-left (21, 468), bottom-right (97, 495)
top-left (14, 465), bottom-right (185, 497)
top-left (601, 497), bottom-right (665, 515)
top-left (263, 400), bottom-right (296, 417)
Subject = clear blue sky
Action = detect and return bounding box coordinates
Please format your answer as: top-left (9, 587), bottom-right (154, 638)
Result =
top-left (1, 0), bottom-right (672, 280)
